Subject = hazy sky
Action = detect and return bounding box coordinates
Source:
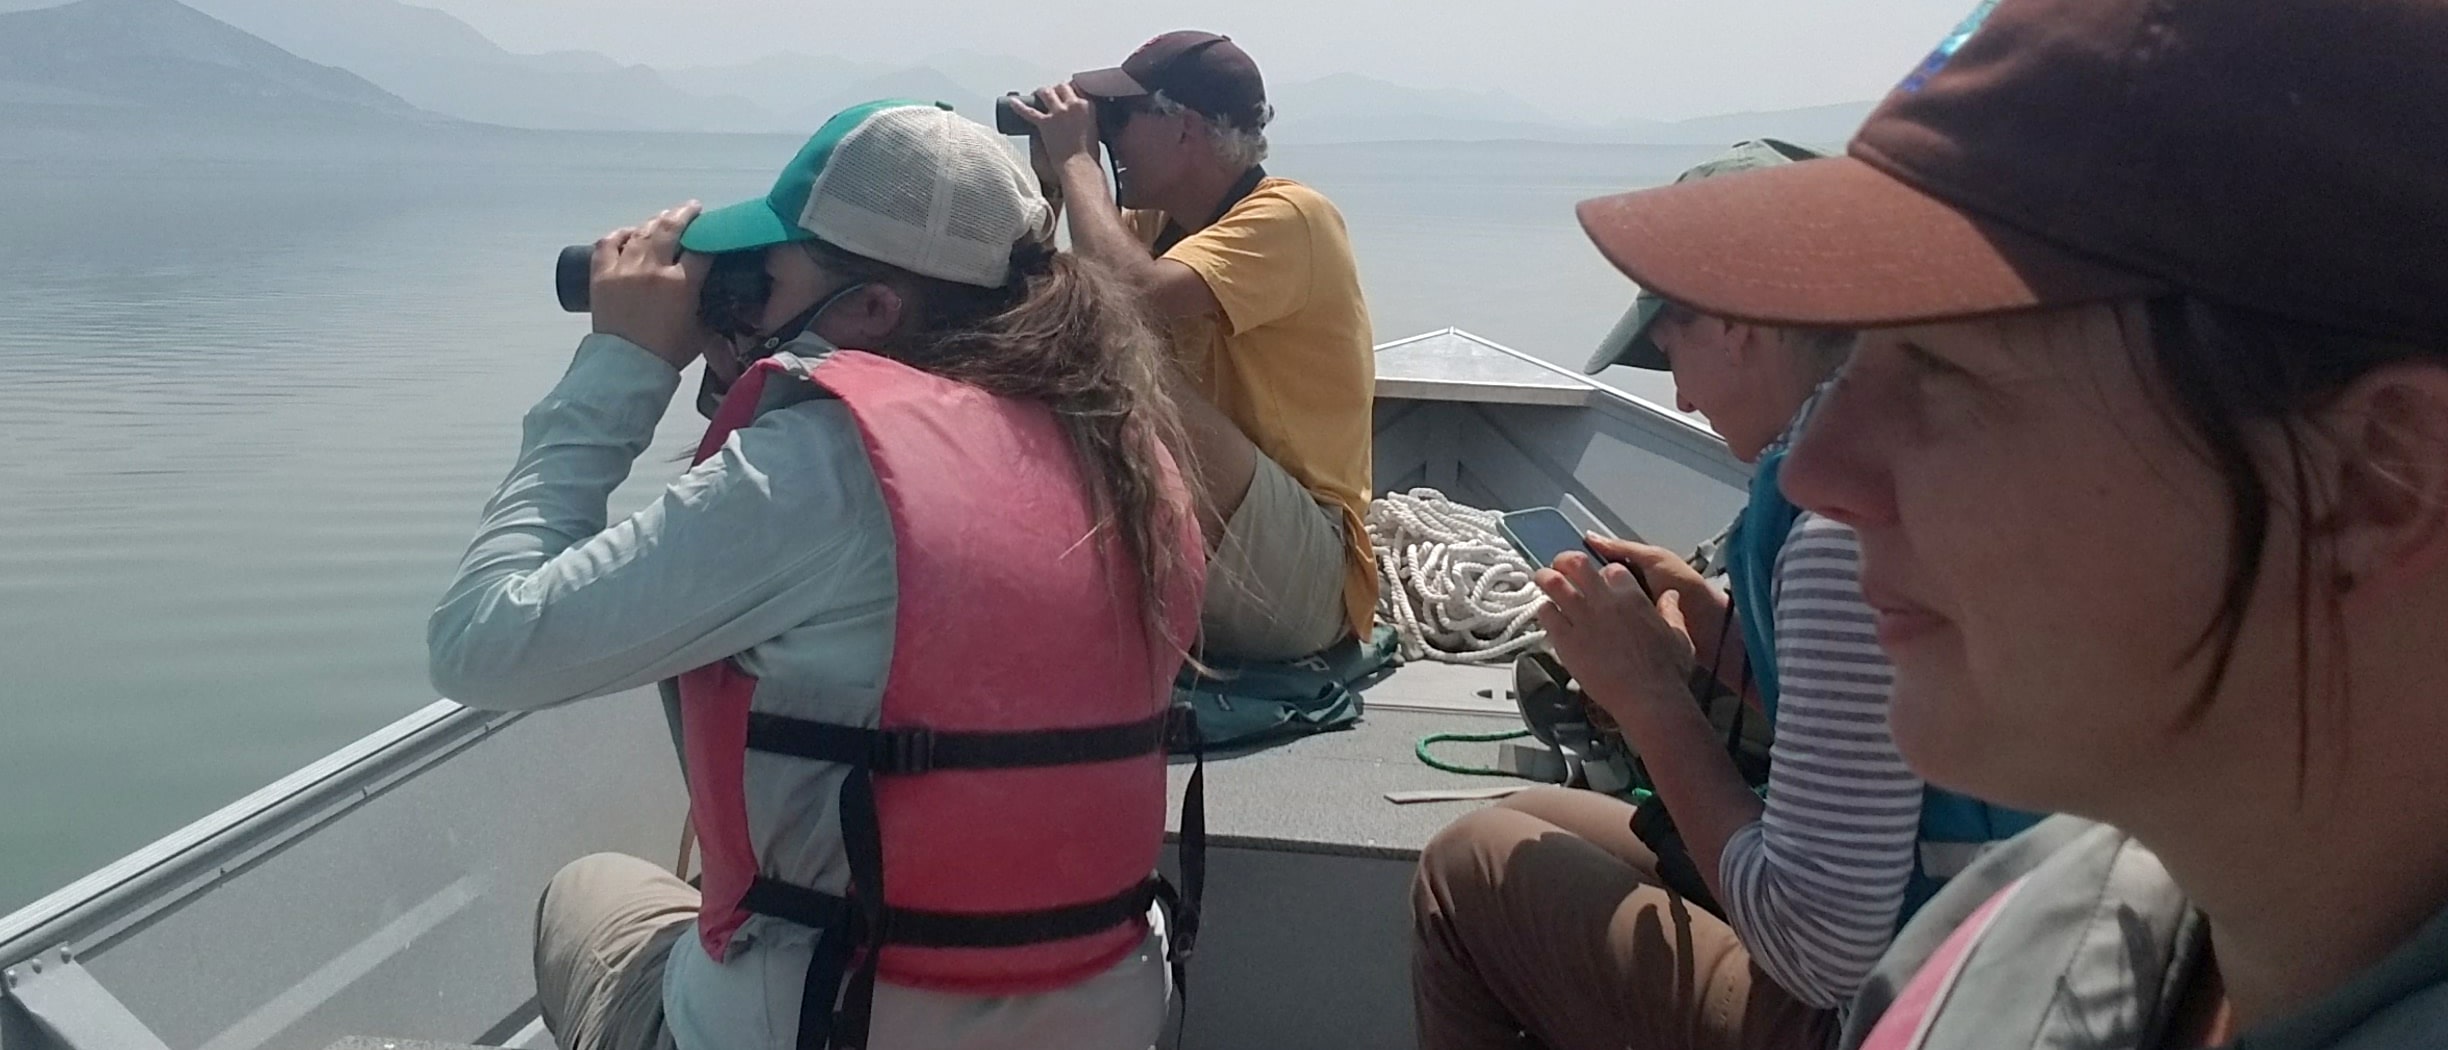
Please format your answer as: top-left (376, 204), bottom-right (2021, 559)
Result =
top-left (420, 0), bottom-right (1985, 122)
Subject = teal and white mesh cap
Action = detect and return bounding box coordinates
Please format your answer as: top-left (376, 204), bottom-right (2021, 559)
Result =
top-left (680, 100), bottom-right (1053, 288)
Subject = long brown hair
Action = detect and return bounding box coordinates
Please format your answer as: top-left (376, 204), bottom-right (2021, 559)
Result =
top-left (804, 237), bottom-right (1196, 654)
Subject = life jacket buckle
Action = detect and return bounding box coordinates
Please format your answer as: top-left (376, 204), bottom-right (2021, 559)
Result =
top-left (881, 727), bottom-right (935, 774)
top-left (1164, 700), bottom-right (1200, 752)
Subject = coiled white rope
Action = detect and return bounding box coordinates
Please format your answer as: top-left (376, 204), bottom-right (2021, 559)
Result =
top-left (1368, 488), bottom-right (1548, 664)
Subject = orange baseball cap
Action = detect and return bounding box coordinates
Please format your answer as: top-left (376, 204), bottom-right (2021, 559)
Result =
top-left (1576, 0), bottom-right (2448, 345)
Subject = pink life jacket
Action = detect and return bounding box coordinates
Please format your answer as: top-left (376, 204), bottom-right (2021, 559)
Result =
top-left (677, 350), bottom-right (1205, 1050)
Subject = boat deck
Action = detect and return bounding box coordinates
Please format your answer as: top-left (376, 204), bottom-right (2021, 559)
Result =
top-left (1144, 657), bottom-right (1541, 1050)
top-left (1163, 657), bottom-right (1529, 856)
top-left (1371, 329), bottom-right (1596, 409)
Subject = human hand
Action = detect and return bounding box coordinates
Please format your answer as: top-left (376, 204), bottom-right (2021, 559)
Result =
top-left (589, 201), bottom-right (718, 369)
top-left (1584, 535), bottom-right (1733, 666)
top-left (1011, 82), bottom-right (1103, 171)
top-left (1026, 122), bottom-right (1062, 196)
top-left (1535, 551), bottom-right (1698, 728)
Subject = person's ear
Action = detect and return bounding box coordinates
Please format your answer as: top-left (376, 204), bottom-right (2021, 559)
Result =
top-left (2321, 364), bottom-right (2448, 603)
top-left (815, 283), bottom-right (906, 348)
top-left (1721, 320), bottom-right (1771, 370)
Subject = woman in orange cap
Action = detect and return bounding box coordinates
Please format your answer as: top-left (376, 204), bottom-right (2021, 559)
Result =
top-left (1570, 0), bottom-right (2448, 1045)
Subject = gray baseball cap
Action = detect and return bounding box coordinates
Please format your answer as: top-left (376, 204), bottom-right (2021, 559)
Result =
top-left (1584, 139), bottom-right (1827, 373)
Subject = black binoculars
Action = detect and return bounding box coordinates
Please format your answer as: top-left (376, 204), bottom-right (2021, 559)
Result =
top-left (994, 92), bottom-right (1041, 137)
top-left (553, 243), bottom-right (773, 419)
top-left (553, 243), bottom-right (774, 341)
top-left (995, 90), bottom-right (1134, 139)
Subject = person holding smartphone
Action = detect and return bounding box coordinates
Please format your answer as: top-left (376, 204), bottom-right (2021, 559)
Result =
top-left (1410, 143), bottom-right (2041, 1050)
top-left (1574, 0), bottom-right (2448, 1045)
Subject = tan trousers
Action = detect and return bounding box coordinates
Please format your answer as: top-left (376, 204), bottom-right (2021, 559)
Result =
top-left (1411, 788), bottom-right (1836, 1050)
top-left (534, 853), bottom-right (694, 1050)
top-left (1200, 450), bottom-right (1353, 661)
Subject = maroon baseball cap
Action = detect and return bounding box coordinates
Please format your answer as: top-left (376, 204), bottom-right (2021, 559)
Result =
top-left (1074, 30), bottom-right (1268, 130)
top-left (1575, 0), bottom-right (2448, 346)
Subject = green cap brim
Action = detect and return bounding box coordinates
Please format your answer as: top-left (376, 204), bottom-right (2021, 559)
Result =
top-left (1585, 294), bottom-right (1669, 373)
top-left (678, 198), bottom-right (805, 254)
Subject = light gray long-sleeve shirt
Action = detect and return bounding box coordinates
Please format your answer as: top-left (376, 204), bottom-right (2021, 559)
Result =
top-left (428, 335), bottom-right (896, 711)
top-left (429, 334), bottom-right (1165, 1050)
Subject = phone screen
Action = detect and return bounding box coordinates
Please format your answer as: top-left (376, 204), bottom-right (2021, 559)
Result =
top-left (1500, 507), bottom-right (1600, 570)
top-left (1503, 506), bottom-right (1656, 599)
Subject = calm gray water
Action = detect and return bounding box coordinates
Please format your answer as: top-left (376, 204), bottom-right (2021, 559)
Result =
top-left (0, 126), bottom-right (1712, 912)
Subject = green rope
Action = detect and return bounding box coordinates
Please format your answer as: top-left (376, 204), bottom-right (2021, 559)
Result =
top-left (1415, 728), bottom-right (1535, 777)
top-left (1415, 729), bottom-right (1659, 807)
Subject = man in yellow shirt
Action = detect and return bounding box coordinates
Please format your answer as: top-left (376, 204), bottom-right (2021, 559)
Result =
top-left (1018, 32), bottom-right (1377, 662)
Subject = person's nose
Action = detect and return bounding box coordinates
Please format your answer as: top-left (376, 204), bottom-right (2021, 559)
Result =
top-left (1781, 360), bottom-right (1899, 530)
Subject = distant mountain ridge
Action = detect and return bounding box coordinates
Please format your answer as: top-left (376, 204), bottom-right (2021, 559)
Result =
top-left (0, 0), bottom-right (1876, 143)
top-left (0, 0), bottom-right (428, 123)
top-left (1267, 76), bottom-right (1871, 146)
top-left (163, 0), bottom-right (1065, 132)
top-left (1616, 101), bottom-right (1876, 148)
top-left (663, 50), bottom-right (1067, 130)
top-left (174, 0), bottom-right (774, 131)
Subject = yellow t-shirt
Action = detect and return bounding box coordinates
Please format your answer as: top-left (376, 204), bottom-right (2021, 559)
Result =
top-left (1137, 178), bottom-right (1379, 637)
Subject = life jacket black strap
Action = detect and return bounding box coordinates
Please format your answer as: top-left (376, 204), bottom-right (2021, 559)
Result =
top-left (794, 907), bottom-right (863, 1050)
top-left (1167, 700), bottom-right (1206, 962)
top-left (742, 873), bottom-right (1169, 950)
top-left (1165, 699), bottom-right (1207, 1046)
top-left (764, 702), bottom-right (1208, 1049)
top-left (745, 711), bottom-right (1172, 774)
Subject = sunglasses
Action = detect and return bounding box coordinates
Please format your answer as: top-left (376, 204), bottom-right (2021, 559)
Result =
top-left (1096, 97), bottom-right (1154, 140)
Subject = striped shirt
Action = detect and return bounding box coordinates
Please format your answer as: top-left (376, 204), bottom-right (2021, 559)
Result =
top-left (1716, 512), bottom-right (1926, 1011)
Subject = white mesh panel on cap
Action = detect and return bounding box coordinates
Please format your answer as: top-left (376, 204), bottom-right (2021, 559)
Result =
top-left (800, 105), bottom-right (1051, 288)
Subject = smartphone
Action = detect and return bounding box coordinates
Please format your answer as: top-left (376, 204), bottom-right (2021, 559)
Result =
top-left (1500, 507), bottom-right (1597, 570)
top-left (1502, 505), bottom-right (1654, 598)
top-left (1558, 494), bottom-right (1640, 545)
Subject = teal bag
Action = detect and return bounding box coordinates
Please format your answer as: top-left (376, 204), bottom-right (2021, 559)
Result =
top-left (1169, 625), bottom-right (1397, 752)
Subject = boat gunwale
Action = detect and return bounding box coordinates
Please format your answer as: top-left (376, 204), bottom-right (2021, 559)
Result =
top-left (0, 701), bottom-right (515, 965)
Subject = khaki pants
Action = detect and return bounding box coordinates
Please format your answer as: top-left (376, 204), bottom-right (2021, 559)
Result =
top-left (534, 853), bottom-right (694, 1050)
top-left (534, 853), bottom-right (1174, 1050)
top-left (1411, 788), bottom-right (1836, 1050)
top-left (1201, 451), bottom-right (1352, 661)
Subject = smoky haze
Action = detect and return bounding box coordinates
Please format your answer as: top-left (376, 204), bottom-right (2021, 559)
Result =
top-left (0, 0), bottom-right (1986, 140)
top-left (415, 0), bottom-right (1979, 123)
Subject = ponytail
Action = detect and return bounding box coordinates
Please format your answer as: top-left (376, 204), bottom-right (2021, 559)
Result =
top-left (1007, 236), bottom-right (1059, 281)
top-left (806, 236), bottom-right (1196, 655)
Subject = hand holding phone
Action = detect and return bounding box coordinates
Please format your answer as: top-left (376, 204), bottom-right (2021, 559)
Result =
top-left (1500, 507), bottom-right (1654, 599)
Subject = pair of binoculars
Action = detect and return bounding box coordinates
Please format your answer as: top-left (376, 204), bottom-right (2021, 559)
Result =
top-left (994, 90), bottom-right (1136, 139)
top-left (552, 243), bottom-right (774, 340)
top-left (994, 92), bottom-right (1043, 137)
